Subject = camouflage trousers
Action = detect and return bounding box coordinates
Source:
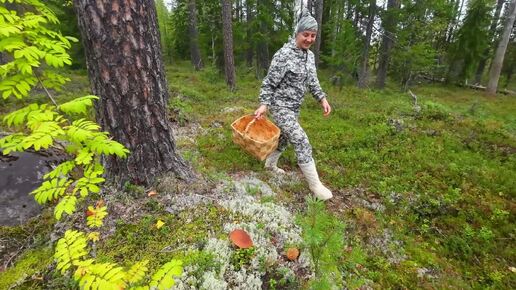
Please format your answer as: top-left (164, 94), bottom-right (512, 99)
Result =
top-left (270, 106), bottom-right (313, 165)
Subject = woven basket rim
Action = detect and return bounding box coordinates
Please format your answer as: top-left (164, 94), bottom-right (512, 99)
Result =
top-left (231, 115), bottom-right (280, 144)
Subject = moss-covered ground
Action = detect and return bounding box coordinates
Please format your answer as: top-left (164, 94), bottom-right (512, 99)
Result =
top-left (0, 62), bottom-right (514, 289)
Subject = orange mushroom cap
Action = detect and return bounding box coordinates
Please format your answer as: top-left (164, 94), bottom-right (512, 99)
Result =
top-left (229, 229), bottom-right (253, 249)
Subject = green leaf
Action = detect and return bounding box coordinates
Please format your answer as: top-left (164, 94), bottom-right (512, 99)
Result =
top-left (59, 95), bottom-right (98, 115)
top-left (124, 260), bottom-right (149, 285)
top-left (44, 160), bottom-right (76, 179)
top-left (32, 177), bottom-right (72, 204)
top-left (54, 195), bottom-right (77, 220)
top-left (54, 230), bottom-right (88, 274)
top-left (0, 133), bottom-right (25, 154)
top-left (150, 260), bottom-right (183, 290)
top-left (75, 148), bottom-right (93, 165)
top-left (3, 103), bottom-right (40, 126)
top-left (74, 262), bottom-right (126, 290)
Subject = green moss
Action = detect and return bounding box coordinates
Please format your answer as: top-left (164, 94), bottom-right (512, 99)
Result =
top-left (0, 247), bottom-right (53, 290)
top-left (96, 204), bottom-right (228, 272)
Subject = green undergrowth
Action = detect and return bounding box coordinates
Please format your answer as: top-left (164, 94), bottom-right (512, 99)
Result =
top-left (167, 63), bottom-right (515, 288)
top-left (95, 204), bottom-right (229, 274)
top-left (1, 62), bottom-right (514, 288)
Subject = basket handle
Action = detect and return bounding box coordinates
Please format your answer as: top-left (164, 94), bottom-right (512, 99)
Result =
top-left (243, 118), bottom-right (257, 135)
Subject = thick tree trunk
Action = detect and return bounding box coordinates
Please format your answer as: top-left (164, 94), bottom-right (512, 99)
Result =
top-left (73, 0), bottom-right (194, 186)
top-left (221, 0), bottom-right (236, 90)
top-left (474, 0), bottom-right (505, 84)
top-left (187, 0), bottom-right (204, 70)
top-left (487, 0), bottom-right (516, 95)
top-left (357, 0), bottom-right (376, 88)
top-left (307, 0), bottom-right (313, 14)
top-left (314, 0), bottom-right (324, 67)
top-left (376, 0), bottom-right (399, 89)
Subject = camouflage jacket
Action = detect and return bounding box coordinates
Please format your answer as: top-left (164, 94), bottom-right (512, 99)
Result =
top-left (259, 38), bottom-right (326, 111)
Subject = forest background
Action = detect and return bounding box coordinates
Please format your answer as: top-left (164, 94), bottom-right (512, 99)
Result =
top-left (0, 0), bottom-right (515, 289)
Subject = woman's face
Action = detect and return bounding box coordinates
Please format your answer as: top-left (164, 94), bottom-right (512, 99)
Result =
top-left (295, 30), bottom-right (317, 50)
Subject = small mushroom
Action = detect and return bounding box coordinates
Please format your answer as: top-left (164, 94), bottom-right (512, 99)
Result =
top-left (286, 247), bottom-right (300, 261)
top-left (229, 229), bottom-right (253, 249)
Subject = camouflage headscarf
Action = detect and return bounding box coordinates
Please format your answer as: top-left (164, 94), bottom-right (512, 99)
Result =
top-left (295, 8), bottom-right (318, 34)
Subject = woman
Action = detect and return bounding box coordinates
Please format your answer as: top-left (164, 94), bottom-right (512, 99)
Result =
top-left (254, 9), bottom-right (332, 200)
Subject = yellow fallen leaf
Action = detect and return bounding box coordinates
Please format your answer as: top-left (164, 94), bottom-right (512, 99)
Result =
top-left (147, 190), bottom-right (158, 197)
top-left (156, 219), bottom-right (165, 229)
top-left (87, 232), bottom-right (100, 242)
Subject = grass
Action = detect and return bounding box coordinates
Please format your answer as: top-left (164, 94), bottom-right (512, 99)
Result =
top-left (0, 61), bottom-right (514, 289)
top-left (166, 62), bottom-right (515, 288)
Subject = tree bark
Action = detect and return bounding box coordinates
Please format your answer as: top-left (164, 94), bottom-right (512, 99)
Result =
top-left (256, 0), bottom-right (269, 78)
top-left (474, 0), bottom-right (505, 84)
top-left (187, 0), bottom-right (204, 70)
top-left (246, 0), bottom-right (255, 67)
top-left (357, 0), bottom-right (376, 88)
top-left (221, 0), bottom-right (236, 90)
top-left (307, 0), bottom-right (313, 14)
top-left (375, 0), bottom-right (399, 89)
top-left (314, 0), bottom-right (324, 67)
top-left (487, 0), bottom-right (516, 95)
top-left (73, 0), bottom-right (194, 187)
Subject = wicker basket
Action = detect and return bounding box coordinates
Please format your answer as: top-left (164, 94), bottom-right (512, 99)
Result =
top-left (231, 115), bottom-right (280, 161)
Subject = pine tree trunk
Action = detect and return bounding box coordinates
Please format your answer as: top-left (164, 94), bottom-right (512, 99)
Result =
top-left (246, 0), bottom-right (255, 67)
top-left (73, 0), bottom-right (194, 187)
top-left (314, 0), bottom-right (324, 67)
top-left (187, 0), bottom-right (203, 70)
top-left (357, 0), bottom-right (376, 88)
top-left (376, 0), bottom-right (399, 89)
top-left (487, 0), bottom-right (516, 95)
top-left (474, 0), bottom-right (505, 84)
top-left (307, 0), bottom-right (313, 14)
top-left (221, 0), bottom-right (236, 90)
top-left (256, 0), bottom-right (269, 78)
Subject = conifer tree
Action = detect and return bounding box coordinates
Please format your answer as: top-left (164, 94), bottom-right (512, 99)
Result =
top-left (73, 0), bottom-right (194, 186)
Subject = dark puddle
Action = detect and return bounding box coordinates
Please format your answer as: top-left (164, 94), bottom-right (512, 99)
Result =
top-left (0, 150), bottom-right (62, 226)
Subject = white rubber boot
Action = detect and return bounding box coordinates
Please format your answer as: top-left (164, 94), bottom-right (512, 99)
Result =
top-left (264, 150), bottom-right (285, 174)
top-left (299, 161), bottom-right (333, 200)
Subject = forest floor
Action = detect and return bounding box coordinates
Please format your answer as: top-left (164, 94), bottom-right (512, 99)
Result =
top-left (0, 63), bottom-right (515, 289)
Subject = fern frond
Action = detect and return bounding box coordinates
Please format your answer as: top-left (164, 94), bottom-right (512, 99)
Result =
top-left (59, 95), bottom-right (98, 115)
top-left (0, 133), bottom-right (25, 154)
top-left (54, 195), bottom-right (77, 220)
top-left (54, 230), bottom-right (88, 274)
top-left (44, 160), bottom-right (75, 179)
top-left (124, 260), bottom-right (149, 285)
top-left (86, 205), bottom-right (108, 228)
top-left (32, 176), bottom-right (72, 204)
top-left (149, 259), bottom-right (183, 290)
top-left (74, 262), bottom-right (126, 290)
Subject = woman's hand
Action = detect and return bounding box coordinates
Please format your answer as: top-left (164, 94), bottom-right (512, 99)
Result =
top-left (254, 104), bottom-right (268, 119)
top-left (320, 98), bottom-right (331, 117)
